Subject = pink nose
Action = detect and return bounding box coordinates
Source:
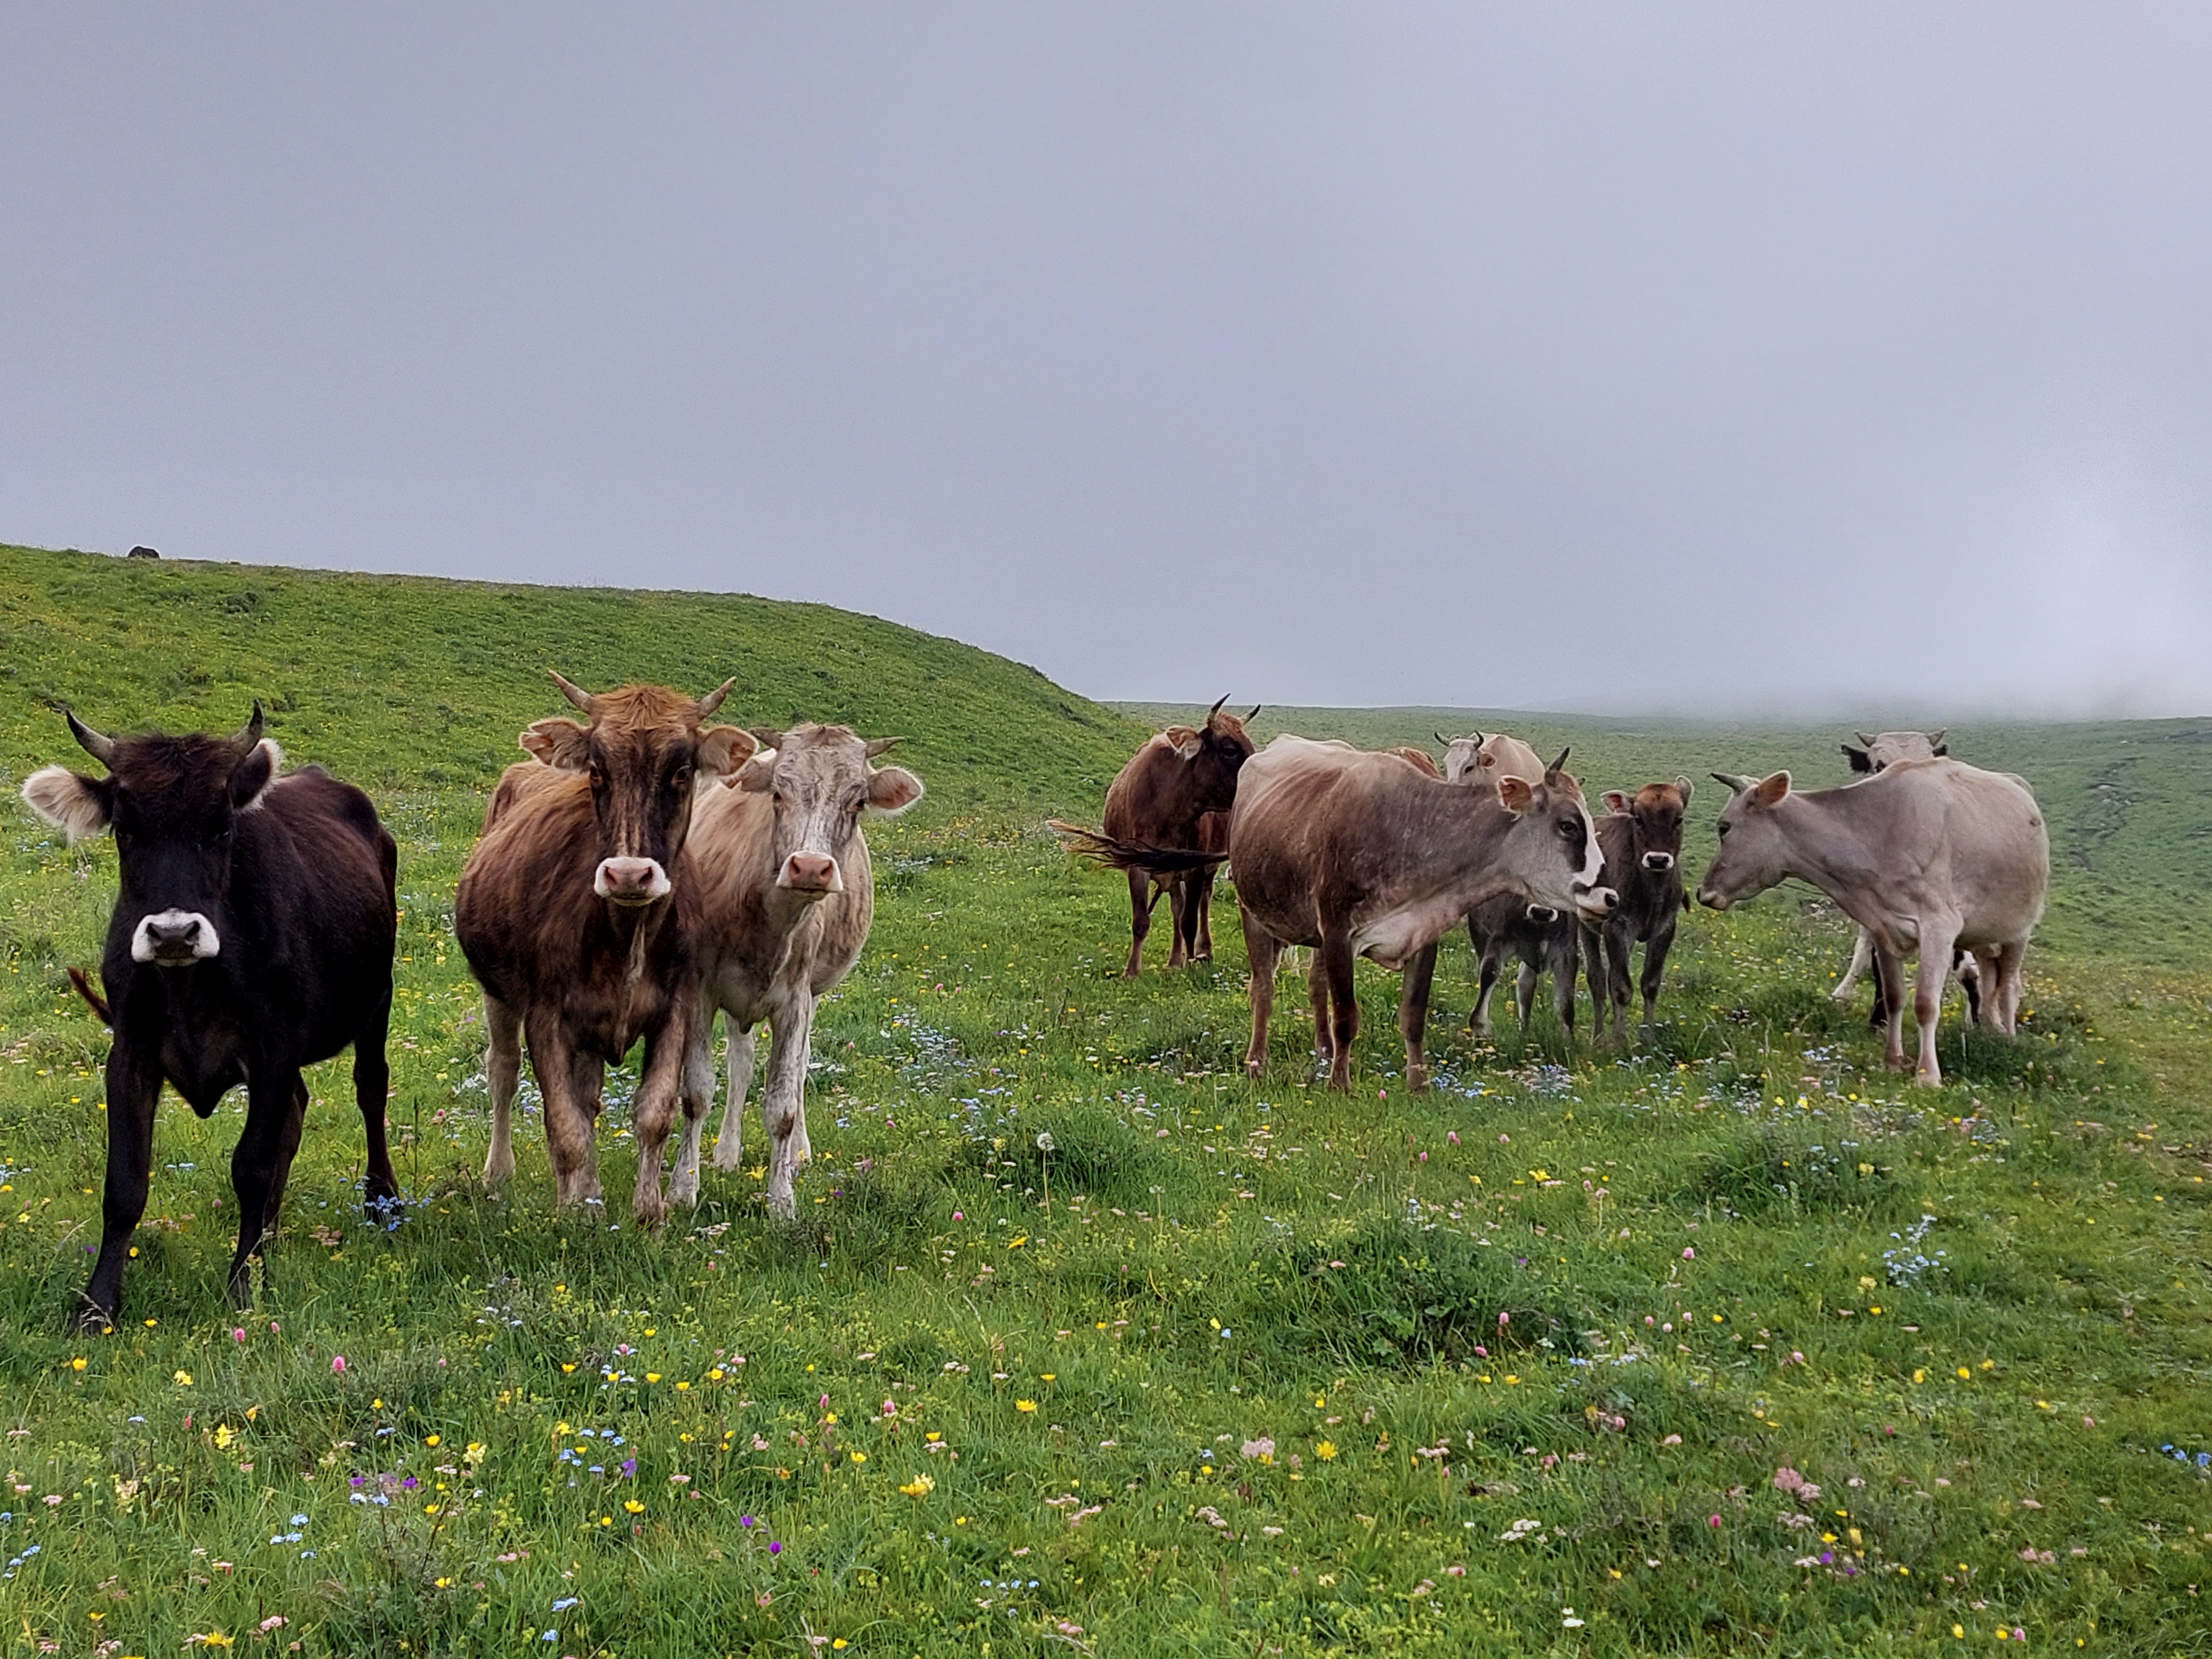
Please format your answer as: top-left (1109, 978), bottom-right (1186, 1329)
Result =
top-left (595, 857), bottom-right (670, 904)
top-left (777, 852), bottom-right (842, 893)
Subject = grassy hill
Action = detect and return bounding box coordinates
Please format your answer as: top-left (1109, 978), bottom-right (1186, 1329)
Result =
top-left (1117, 702), bottom-right (2212, 969)
top-left (0, 549), bottom-right (2208, 1656)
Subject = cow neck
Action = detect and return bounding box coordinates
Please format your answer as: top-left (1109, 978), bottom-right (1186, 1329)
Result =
top-left (601, 888), bottom-right (669, 1039)
top-left (1398, 778), bottom-right (1531, 897)
top-left (1769, 785), bottom-right (1887, 893)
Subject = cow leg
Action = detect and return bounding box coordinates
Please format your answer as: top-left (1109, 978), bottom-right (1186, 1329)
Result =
top-left (713, 1020), bottom-right (759, 1172)
top-left (1549, 928), bottom-right (1578, 1046)
top-left (669, 1004), bottom-right (718, 1209)
top-left (762, 995), bottom-right (818, 1218)
top-left (226, 1062), bottom-right (306, 1309)
top-left (1124, 870), bottom-right (1153, 977)
top-left (1306, 949), bottom-right (1334, 1065)
top-left (1875, 946), bottom-right (1910, 1071)
top-left (1320, 931), bottom-right (1359, 1091)
top-left (1398, 941), bottom-right (1436, 1093)
top-left (80, 1044), bottom-right (163, 1331)
top-left (1638, 921), bottom-right (1676, 1037)
top-left (1165, 876), bottom-right (1190, 969)
top-left (262, 1078), bottom-right (310, 1238)
top-left (1963, 949), bottom-right (1993, 1028)
top-left (528, 1015), bottom-right (600, 1210)
top-left (1867, 949), bottom-right (1896, 1031)
top-left (630, 1015), bottom-right (693, 1229)
top-left (1470, 922), bottom-right (1502, 1039)
top-left (1993, 941), bottom-right (2026, 1035)
top-left (1241, 905), bottom-right (1280, 1079)
top-left (1911, 925), bottom-right (1960, 1086)
top-left (354, 988), bottom-right (399, 1210)
top-left (1193, 866), bottom-right (1217, 961)
top-left (482, 994), bottom-right (522, 1186)
top-left (1514, 956), bottom-right (1539, 1033)
top-left (1834, 928), bottom-right (1874, 1004)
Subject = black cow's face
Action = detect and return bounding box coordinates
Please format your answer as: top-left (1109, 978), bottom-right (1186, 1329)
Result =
top-left (1188, 703), bottom-right (1258, 811)
top-left (736, 724), bottom-right (924, 899)
top-left (521, 677), bottom-right (753, 907)
top-left (21, 707), bottom-right (279, 965)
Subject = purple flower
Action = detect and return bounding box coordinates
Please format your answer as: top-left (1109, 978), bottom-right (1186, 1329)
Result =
top-left (620, 1459), bottom-right (636, 1479)
top-left (402, 1477), bottom-right (420, 1490)
top-left (768, 1540), bottom-right (782, 1555)
top-left (740, 1515), bottom-right (756, 1528)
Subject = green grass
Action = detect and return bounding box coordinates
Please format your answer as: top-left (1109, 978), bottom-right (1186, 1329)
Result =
top-left (2, 544), bottom-right (2209, 1656)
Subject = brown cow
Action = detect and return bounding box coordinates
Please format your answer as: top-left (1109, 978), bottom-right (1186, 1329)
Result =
top-left (456, 675), bottom-right (754, 1225)
top-left (670, 723), bottom-right (923, 1216)
top-left (1062, 698), bottom-right (1257, 975)
top-left (1585, 779), bottom-right (1692, 1044)
top-left (1230, 736), bottom-right (1615, 1091)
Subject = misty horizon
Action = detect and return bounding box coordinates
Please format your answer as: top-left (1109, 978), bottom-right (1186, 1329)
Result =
top-left (7, 7), bottom-right (2211, 719)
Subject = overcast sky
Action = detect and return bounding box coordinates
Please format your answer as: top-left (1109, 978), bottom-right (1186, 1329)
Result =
top-left (6, 5), bottom-right (2210, 717)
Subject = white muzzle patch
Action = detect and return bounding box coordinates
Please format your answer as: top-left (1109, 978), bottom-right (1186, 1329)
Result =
top-left (1642, 851), bottom-right (1676, 872)
top-left (594, 857), bottom-right (672, 905)
top-left (132, 909), bottom-right (220, 963)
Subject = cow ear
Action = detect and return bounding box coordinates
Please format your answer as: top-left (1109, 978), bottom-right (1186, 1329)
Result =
top-left (1602, 789), bottom-right (1631, 815)
top-left (229, 738), bottom-right (282, 811)
top-left (1163, 726), bottom-right (1202, 762)
top-left (1673, 775), bottom-right (1694, 807)
top-left (866, 764), bottom-right (925, 816)
top-left (695, 724), bottom-right (758, 779)
top-left (1842, 743), bottom-right (1872, 773)
top-left (1751, 770), bottom-right (1792, 808)
top-left (734, 752), bottom-right (778, 793)
top-left (22, 766), bottom-right (113, 842)
top-left (521, 718), bottom-right (590, 769)
top-left (1495, 775), bottom-right (1534, 816)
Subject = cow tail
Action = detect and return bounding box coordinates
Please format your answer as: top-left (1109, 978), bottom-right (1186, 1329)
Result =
top-left (1046, 820), bottom-right (1230, 876)
top-left (66, 966), bottom-right (113, 1027)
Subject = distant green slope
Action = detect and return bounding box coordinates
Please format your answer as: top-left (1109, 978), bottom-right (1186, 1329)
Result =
top-left (1116, 701), bottom-right (2212, 968)
top-left (0, 544), bottom-right (1143, 813)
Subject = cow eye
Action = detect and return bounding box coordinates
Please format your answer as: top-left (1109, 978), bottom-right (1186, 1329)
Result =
top-left (670, 766), bottom-right (693, 791)
top-left (1557, 818), bottom-right (1578, 838)
top-left (1717, 820), bottom-right (1731, 838)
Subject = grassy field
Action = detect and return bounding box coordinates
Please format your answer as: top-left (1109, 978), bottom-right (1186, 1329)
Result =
top-left (1, 543), bottom-right (2209, 1656)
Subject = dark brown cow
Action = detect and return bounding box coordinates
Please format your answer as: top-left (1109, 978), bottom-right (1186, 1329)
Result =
top-left (1065, 698), bottom-right (1257, 975)
top-left (1585, 779), bottom-right (1692, 1043)
top-left (455, 674), bottom-right (754, 1225)
top-left (22, 704), bottom-right (398, 1327)
top-left (1230, 737), bottom-right (1615, 1090)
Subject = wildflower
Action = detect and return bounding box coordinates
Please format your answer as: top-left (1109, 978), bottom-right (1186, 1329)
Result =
top-left (768, 1540), bottom-right (783, 1554)
top-left (231, 1327), bottom-right (245, 1343)
top-left (1315, 1441), bottom-right (1338, 1460)
top-left (624, 1499), bottom-right (645, 1514)
top-left (1016, 1400), bottom-right (1038, 1414)
top-left (424, 1434), bottom-right (440, 1447)
top-left (330, 1356), bottom-right (345, 1374)
top-left (900, 1475), bottom-right (936, 1497)
top-left (1682, 1247), bottom-right (1696, 1261)
top-left (850, 1452), bottom-right (867, 1465)
top-left (70, 1358), bottom-right (86, 1371)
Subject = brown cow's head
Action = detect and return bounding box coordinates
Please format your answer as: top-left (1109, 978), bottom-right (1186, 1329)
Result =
top-left (734, 723), bottom-right (923, 899)
top-left (1601, 777), bottom-right (1693, 874)
top-left (1493, 749), bottom-right (1617, 920)
top-left (1164, 696), bottom-right (1259, 813)
top-left (520, 674), bottom-right (755, 906)
top-left (22, 703), bottom-right (282, 965)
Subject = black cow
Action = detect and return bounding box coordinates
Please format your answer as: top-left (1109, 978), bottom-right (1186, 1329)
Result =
top-left (21, 703), bottom-right (399, 1328)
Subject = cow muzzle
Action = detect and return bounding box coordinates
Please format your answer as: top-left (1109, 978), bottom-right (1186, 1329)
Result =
top-left (776, 852), bottom-right (844, 896)
top-left (1695, 885), bottom-right (1731, 911)
top-left (1523, 904), bottom-right (1560, 924)
top-left (132, 909), bottom-right (221, 964)
top-left (1641, 851), bottom-right (1676, 872)
top-left (594, 857), bottom-right (672, 906)
top-left (1573, 884), bottom-right (1619, 921)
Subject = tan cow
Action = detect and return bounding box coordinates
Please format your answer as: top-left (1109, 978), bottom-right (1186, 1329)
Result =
top-left (1827, 731), bottom-right (1976, 1019)
top-left (1438, 730), bottom-right (1545, 790)
top-left (1230, 736), bottom-right (1615, 1091)
top-left (456, 675), bottom-right (755, 1224)
top-left (673, 724), bottom-right (923, 1217)
top-left (1697, 758), bottom-right (2047, 1086)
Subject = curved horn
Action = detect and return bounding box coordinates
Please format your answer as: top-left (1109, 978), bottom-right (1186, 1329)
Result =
top-left (1855, 731), bottom-right (1877, 748)
top-left (1435, 731), bottom-right (1450, 746)
top-left (1244, 704), bottom-right (1261, 721)
top-left (1712, 771), bottom-right (1755, 794)
top-left (1207, 695), bottom-right (1230, 719)
top-left (1546, 746), bottom-right (1571, 777)
top-left (696, 677), bottom-right (736, 717)
top-left (549, 671), bottom-right (595, 713)
top-left (863, 735), bottom-right (905, 757)
top-left (1927, 728), bottom-right (1947, 748)
top-left (1471, 730), bottom-right (1487, 748)
top-left (226, 699), bottom-right (266, 757)
top-left (64, 708), bottom-right (118, 768)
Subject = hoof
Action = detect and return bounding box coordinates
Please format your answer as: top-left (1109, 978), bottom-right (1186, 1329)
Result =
top-left (73, 1299), bottom-right (118, 1337)
top-left (482, 1150), bottom-right (515, 1184)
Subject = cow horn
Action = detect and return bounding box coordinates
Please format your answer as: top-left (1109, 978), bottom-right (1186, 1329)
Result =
top-left (864, 735), bottom-right (905, 757)
top-left (1434, 731), bottom-right (1449, 746)
top-left (1471, 730), bottom-right (1486, 746)
top-left (1928, 728), bottom-right (1947, 748)
top-left (697, 677), bottom-right (736, 717)
top-left (1245, 704), bottom-right (1261, 721)
top-left (64, 708), bottom-right (118, 768)
top-left (226, 700), bottom-right (266, 756)
top-left (1855, 731), bottom-right (1877, 748)
top-left (1712, 771), bottom-right (1755, 794)
top-left (1546, 747), bottom-right (1571, 778)
top-left (1207, 695), bottom-right (1230, 719)
top-left (549, 671), bottom-right (595, 713)
top-left (748, 727), bottom-right (787, 752)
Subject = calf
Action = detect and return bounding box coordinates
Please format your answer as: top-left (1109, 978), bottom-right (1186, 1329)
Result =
top-left (673, 724), bottom-right (923, 1216)
top-left (22, 704), bottom-right (398, 1327)
top-left (456, 675), bottom-right (754, 1225)
top-left (1230, 737), bottom-right (1615, 1090)
top-left (1585, 779), bottom-right (1692, 1044)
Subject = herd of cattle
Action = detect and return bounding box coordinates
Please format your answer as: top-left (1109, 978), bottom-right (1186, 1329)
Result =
top-left (18, 684), bottom-right (2046, 1328)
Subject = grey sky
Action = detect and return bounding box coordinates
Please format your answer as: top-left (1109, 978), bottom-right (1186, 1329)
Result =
top-left (6, 5), bottom-right (2209, 716)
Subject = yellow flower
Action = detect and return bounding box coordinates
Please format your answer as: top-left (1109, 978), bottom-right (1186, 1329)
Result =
top-left (1315, 1440), bottom-right (1338, 1460)
top-left (424, 1434), bottom-right (440, 1447)
top-left (645, 1373), bottom-right (662, 1384)
top-left (212, 1424), bottom-right (233, 1449)
top-left (562, 1363), bottom-right (577, 1373)
top-left (1957, 1367), bottom-right (1971, 1380)
top-left (1016, 1399), bottom-right (1038, 1413)
top-left (173, 1370), bottom-right (194, 1388)
top-left (850, 1451), bottom-right (867, 1464)
top-left (1954, 1626), bottom-right (1966, 1639)
top-left (1913, 1369), bottom-right (1926, 1384)
top-left (708, 1368), bottom-right (726, 1381)
top-left (1040, 1373), bottom-right (1056, 1382)
top-left (70, 1357), bottom-right (86, 1372)
top-left (900, 1474), bottom-right (936, 1497)
top-left (676, 1381), bottom-right (691, 1392)
top-left (624, 1499), bottom-right (645, 1514)
top-left (834, 1641), bottom-right (848, 1651)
